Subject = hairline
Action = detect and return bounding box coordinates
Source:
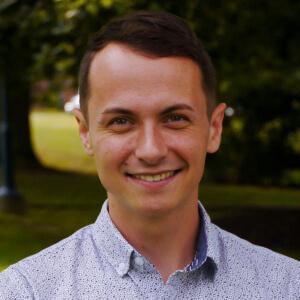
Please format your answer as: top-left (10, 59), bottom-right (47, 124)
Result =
top-left (80, 42), bottom-right (215, 121)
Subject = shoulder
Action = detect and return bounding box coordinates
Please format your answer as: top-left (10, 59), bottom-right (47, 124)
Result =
top-left (0, 266), bottom-right (33, 299)
top-left (216, 224), bottom-right (300, 269)
top-left (214, 224), bottom-right (300, 297)
top-left (0, 224), bottom-right (97, 298)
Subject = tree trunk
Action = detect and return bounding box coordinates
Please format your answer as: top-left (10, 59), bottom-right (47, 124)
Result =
top-left (5, 51), bottom-right (41, 170)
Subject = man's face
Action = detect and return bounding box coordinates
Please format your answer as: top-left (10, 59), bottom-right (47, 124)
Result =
top-left (75, 43), bottom-right (225, 219)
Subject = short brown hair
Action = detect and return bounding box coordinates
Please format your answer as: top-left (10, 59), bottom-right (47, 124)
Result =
top-left (79, 11), bottom-right (216, 117)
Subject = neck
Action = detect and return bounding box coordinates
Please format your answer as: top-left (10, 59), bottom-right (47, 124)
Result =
top-left (108, 198), bottom-right (200, 283)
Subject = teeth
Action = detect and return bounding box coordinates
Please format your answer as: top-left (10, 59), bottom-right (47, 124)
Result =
top-left (133, 171), bottom-right (175, 182)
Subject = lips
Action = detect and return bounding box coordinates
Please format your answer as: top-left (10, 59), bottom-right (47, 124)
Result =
top-left (126, 169), bottom-right (181, 182)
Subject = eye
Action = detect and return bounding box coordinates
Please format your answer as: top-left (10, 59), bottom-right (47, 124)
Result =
top-left (164, 113), bottom-right (190, 128)
top-left (107, 116), bottom-right (133, 132)
top-left (166, 114), bottom-right (188, 122)
top-left (110, 117), bottom-right (129, 125)
top-left (165, 114), bottom-right (188, 123)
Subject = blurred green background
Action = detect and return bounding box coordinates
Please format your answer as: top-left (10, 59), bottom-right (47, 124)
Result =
top-left (0, 0), bottom-right (299, 270)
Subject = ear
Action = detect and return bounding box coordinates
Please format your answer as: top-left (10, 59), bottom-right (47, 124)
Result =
top-left (72, 108), bottom-right (94, 156)
top-left (206, 103), bottom-right (226, 153)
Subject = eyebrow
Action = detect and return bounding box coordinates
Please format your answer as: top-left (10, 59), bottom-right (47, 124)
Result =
top-left (101, 103), bottom-right (195, 116)
top-left (101, 107), bottom-right (134, 115)
top-left (160, 104), bottom-right (195, 115)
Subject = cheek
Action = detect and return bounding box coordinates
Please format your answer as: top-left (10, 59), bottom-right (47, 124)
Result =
top-left (167, 130), bottom-right (208, 160)
top-left (93, 135), bottom-right (133, 171)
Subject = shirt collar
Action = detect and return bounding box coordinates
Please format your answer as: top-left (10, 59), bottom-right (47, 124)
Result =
top-left (92, 200), bottom-right (134, 277)
top-left (197, 202), bottom-right (221, 269)
top-left (92, 200), bottom-right (221, 277)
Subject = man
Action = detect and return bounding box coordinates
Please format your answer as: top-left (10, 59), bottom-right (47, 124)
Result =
top-left (1, 11), bottom-right (299, 299)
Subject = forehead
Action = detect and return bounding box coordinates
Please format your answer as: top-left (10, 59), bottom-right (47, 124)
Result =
top-left (88, 43), bottom-right (207, 114)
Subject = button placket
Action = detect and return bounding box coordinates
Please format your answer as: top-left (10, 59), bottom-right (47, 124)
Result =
top-left (133, 256), bottom-right (144, 267)
top-left (117, 262), bottom-right (127, 275)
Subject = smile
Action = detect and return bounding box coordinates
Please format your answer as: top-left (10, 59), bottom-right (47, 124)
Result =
top-left (126, 169), bottom-right (181, 183)
top-left (132, 171), bottom-right (175, 182)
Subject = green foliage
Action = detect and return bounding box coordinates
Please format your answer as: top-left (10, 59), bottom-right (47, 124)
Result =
top-left (0, 0), bottom-right (299, 185)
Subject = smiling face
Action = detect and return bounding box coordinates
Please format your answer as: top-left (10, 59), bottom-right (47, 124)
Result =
top-left (74, 43), bottom-right (225, 220)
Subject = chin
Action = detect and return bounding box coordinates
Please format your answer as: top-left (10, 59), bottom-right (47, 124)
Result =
top-left (131, 194), bottom-right (182, 217)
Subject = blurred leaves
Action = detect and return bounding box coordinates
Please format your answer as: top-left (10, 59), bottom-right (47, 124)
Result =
top-left (0, 0), bottom-right (299, 185)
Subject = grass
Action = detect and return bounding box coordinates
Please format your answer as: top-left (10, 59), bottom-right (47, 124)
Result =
top-left (30, 110), bottom-right (96, 173)
top-left (0, 109), bottom-right (299, 271)
top-left (0, 171), bottom-right (106, 270)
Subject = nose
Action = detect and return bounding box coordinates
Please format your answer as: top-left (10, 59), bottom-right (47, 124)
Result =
top-left (135, 123), bottom-right (167, 165)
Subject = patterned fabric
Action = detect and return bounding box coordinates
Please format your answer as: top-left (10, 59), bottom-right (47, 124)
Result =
top-left (1, 200), bottom-right (300, 299)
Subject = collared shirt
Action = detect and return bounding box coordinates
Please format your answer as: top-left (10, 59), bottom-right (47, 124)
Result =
top-left (0, 200), bottom-right (300, 299)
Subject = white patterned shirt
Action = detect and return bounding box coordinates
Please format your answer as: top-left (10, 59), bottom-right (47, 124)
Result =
top-left (0, 200), bottom-right (300, 299)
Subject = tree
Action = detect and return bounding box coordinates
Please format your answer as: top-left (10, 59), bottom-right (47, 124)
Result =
top-left (199, 0), bottom-right (300, 185)
top-left (1, 0), bottom-right (37, 168)
top-left (1, 0), bottom-right (299, 185)
top-left (0, 0), bottom-right (139, 168)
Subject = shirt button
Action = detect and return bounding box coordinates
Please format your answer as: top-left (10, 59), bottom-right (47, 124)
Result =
top-left (134, 256), bottom-right (144, 267)
top-left (117, 262), bottom-right (127, 274)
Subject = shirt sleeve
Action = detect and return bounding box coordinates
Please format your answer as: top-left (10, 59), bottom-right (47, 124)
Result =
top-left (0, 267), bottom-right (34, 299)
top-left (289, 264), bottom-right (300, 299)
